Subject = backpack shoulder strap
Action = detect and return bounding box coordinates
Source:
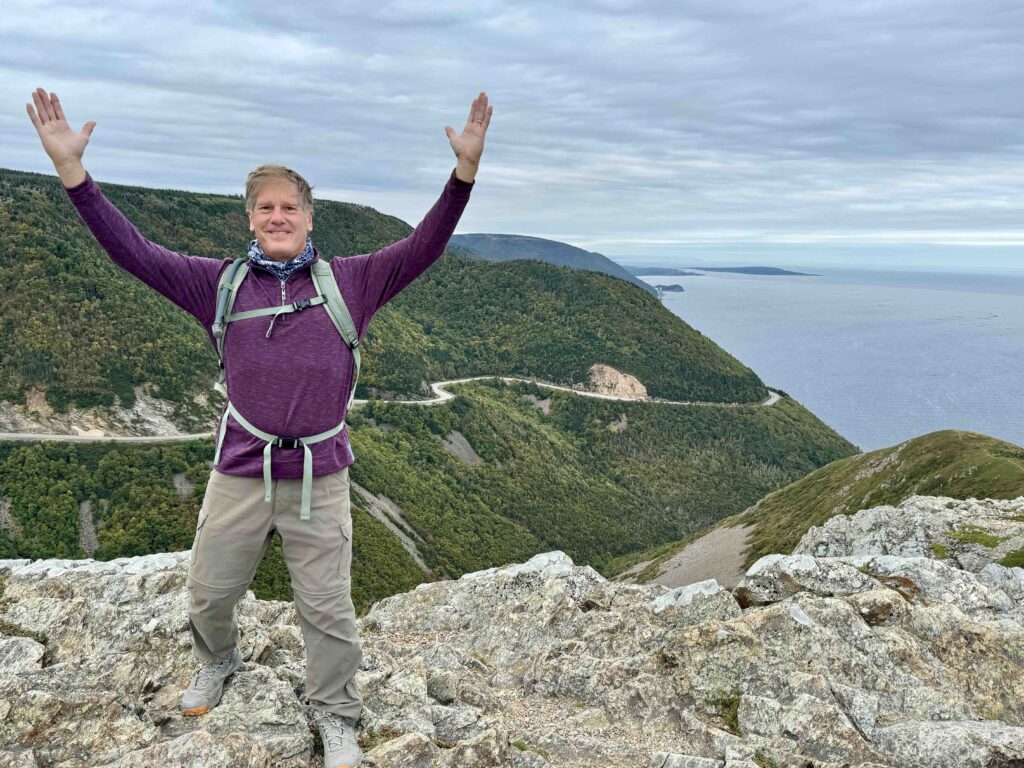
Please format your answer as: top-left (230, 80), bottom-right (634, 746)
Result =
top-left (211, 257), bottom-right (249, 396)
top-left (309, 260), bottom-right (359, 349)
top-left (310, 259), bottom-right (362, 411)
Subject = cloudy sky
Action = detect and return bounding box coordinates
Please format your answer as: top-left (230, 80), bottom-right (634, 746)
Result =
top-left (3, 0), bottom-right (1023, 270)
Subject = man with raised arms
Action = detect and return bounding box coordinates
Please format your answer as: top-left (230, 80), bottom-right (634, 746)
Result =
top-left (27, 86), bottom-right (492, 768)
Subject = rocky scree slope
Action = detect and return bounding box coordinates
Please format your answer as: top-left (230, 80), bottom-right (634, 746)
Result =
top-left (1, 495), bottom-right (1023, 767)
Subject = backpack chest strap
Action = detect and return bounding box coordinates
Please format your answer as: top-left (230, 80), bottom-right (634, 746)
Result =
top-left (213, 400), bottom-right (346, 521)
top-left (224, 295), bottom-right (327, 324)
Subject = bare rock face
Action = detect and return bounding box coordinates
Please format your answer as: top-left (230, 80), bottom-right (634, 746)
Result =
top-left (520, 394), bottom-right (551, 415)
top-left (2, 497), bottom-right (1024, 766)
top-left (0, 385), bottom-right (214, 437)
top-left (438, 430), bottom-right (484, 466)
top-left (78, 500), bottom-right (99, 558)
top-left (585, 364), bottom-right (648, 400)
top-left (0, 499), bottom-right (21, 538)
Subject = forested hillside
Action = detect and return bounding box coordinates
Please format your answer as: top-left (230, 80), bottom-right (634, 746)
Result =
top-left (0, 167), bottom-right (765, 432)
top-left (0, 380), bottom-right (854, 614)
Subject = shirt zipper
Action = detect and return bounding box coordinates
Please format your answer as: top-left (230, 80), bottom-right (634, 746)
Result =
top-left (266, 274), bottom-right (295, 338)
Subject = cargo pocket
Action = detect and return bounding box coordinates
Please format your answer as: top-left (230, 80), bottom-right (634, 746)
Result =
top-left (191, 470), bottom-right (220, 553)
top-left (338, 514), bottom-right (353, 585)
top-left (188, 510), bottom-right (209, 582)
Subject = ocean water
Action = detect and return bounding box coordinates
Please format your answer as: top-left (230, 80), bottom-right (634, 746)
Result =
top-left (642, 267), bottom-right (1024, 451)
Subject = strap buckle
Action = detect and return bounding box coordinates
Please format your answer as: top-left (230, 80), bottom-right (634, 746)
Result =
top-left (292, 299), bottom-right (313, 312)
top-left (274, 437), bottom-right (304, 449)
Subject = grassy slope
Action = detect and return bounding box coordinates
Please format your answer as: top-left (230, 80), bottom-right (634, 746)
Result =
top-left (735, 429), bottom-right (1024, 568)
top-left (609, 430), bottom-right (1024, 579)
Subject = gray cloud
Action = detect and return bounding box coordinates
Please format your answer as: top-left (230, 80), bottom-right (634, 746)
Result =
top-left (3, 0), bottom-right (1023, 267)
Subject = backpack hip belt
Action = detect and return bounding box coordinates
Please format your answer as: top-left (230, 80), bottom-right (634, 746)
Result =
top-left (211, 258), bottom-right (362, 521)
top-left (213, 400), bottom-right (346, 521)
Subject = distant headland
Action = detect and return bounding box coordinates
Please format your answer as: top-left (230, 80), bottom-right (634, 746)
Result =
top-left (628, 266), bottom-right (820, 277)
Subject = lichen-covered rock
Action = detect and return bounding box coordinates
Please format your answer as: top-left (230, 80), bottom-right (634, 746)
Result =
top-left (979, 562), bottom-right (1024, 603)
top-left (0, 636), bottom-right (45, 674)
top-left (735, 553), bottom-right (878, 606)
top-left (649, 755), bottom-right (723, 768)
top-left (650, 579), bottom-right (742, 626)
top-left (3, 498), bottom-right (1024, 766)
top-left (736, 551), bottom-right (1019, 619)
top-left (795, 495), bottom-right (1024, 572)
top-left (0, 673), bottom-right (162, 767)
top-left (871, 719), bottom-right (1024, 768)
top-left (96, 730), bottom-right (274, 767)
top-left (366, 731), bottom-right (439, 767)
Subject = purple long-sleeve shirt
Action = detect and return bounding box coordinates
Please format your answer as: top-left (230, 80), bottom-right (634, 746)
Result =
top-left (64, 168), bottom-right (474, 479)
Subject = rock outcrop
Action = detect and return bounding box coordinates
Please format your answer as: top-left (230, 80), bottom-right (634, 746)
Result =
top-left (0, 386), bottom-right (217, 437)
top-left (2, 495), bottom-right (1023, 767)
top-left (584, 363), bottom-right (648, 400)
top-left (794, 495), bottom-right (1024, 572)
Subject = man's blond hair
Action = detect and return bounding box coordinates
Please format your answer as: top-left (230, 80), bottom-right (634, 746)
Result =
top-left (244, 164), bottom-right (314, 212)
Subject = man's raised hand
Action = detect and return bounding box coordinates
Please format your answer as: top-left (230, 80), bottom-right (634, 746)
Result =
top-left (445, 91), bottom-right (492, 182)
top-left (26, 88), bottom-right (94, 186)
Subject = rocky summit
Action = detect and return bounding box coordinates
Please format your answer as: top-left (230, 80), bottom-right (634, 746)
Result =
top-left (2, 495), bottom-right (1024, 768)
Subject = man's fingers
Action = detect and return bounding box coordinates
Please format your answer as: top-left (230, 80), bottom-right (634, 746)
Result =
top-left (82, 121), bottom-right (96, 138)
top-left (466, 92), bottom-right (489, 129)
top-left (26, 103), bottom-right (42, 131)
top-left (52, 92), bottom-right (67, 122)
top-left (31, 90), bottom-right (49, 124)
top-left (32, 88), bottom-right (57, 123)
top-left (39, 88), bottom-right (57, 122)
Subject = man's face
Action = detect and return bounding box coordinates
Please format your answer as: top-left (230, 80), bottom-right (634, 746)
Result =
top-left (247, 179), bottom-right (313, 262)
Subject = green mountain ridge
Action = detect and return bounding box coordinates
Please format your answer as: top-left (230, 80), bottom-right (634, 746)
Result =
top-left (449, 232), bottom-right (657, 298)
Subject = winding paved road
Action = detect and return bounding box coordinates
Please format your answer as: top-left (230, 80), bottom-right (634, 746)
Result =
top-left (0, 376), bottom-right (782, 443)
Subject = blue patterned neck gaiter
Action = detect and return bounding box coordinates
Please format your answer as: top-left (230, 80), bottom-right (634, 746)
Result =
top-left (247, 236), bottom-right (316, 280)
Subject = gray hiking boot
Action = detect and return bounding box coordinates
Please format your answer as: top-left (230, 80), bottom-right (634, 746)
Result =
top-left (311, 707), bottom-right (363, 768)
top-left (179, 646), bottom-right (243, 716)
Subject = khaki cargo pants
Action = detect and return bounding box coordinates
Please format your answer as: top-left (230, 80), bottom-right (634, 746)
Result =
top-left (186, 466), bottom-right (361, 722)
